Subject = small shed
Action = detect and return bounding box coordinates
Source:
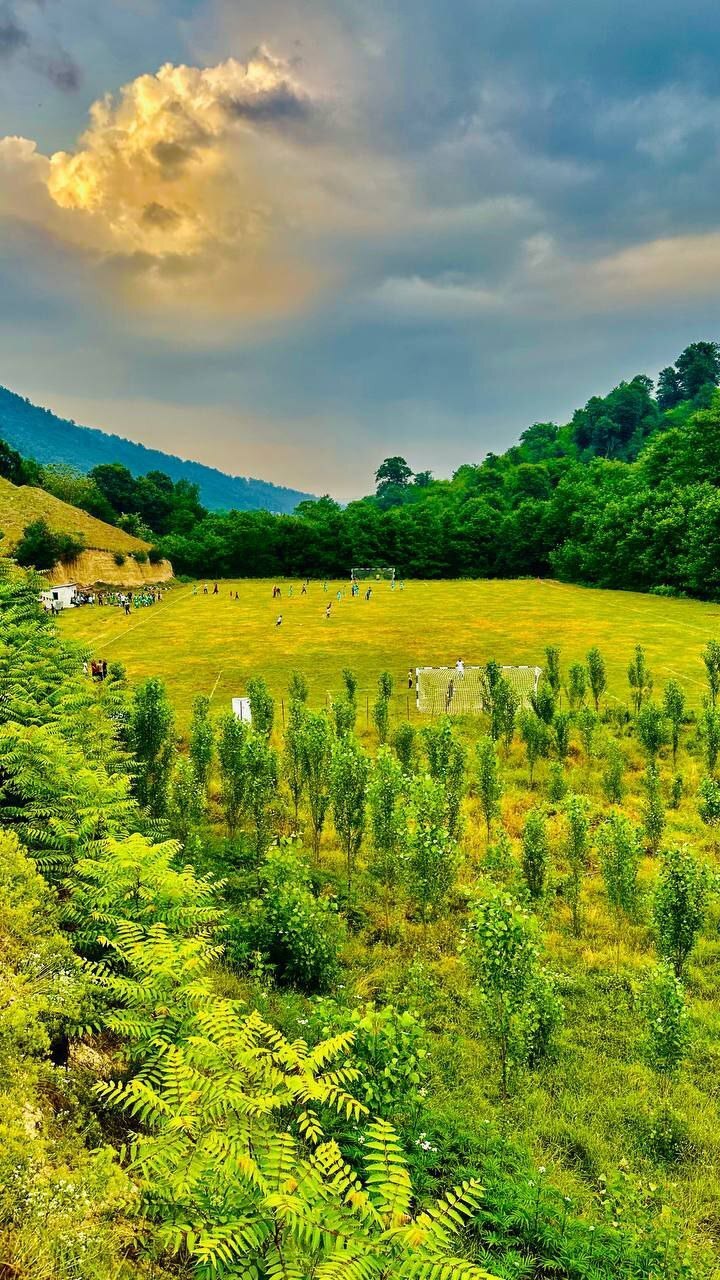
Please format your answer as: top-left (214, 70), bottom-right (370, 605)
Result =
top-left (40, 583), bottom-right (77, 611)
top-left (231, 697), bottom-right (252, 724)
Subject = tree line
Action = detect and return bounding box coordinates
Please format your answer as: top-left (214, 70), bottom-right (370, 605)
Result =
top-left (4, 340), bottom-right (720, 594)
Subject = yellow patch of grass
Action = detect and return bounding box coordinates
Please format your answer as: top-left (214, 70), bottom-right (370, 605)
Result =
top-left (0, 476), bottom-right (147, 554)
top-left (59, 576), bottom-right (720, 729)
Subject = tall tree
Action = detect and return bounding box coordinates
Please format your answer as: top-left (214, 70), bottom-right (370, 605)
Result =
top-left (663, 681), bottom-right (685, 766)
top-left (128, 676), bottom-right (175, 816)
top-left (189, 694), bottom-right (214, 794)
top-left (654, 846), bottom-right (709, 976)
top-left (564, 794), bottom-right (589, 936)
top-left (628, 645), bottom-right (652, 716)
top-left (367, 747), bottom-right (407, 935)
top-left (331, 736), bottom-right (370, 892)
top-left (586, 647), bottom-right (607, 712)
top-left (298, 711), bottom-right (333, 858)
top-left (476, 735), bottom-right (502, 841)
top-left (521, 808), bottom-right (549, 902)
top-left (217, 712), bottom-right (249, 839)
top-left (465, 890), bottom-right (561, 1096)
top-left (406, 774), bottom-right (457, 925)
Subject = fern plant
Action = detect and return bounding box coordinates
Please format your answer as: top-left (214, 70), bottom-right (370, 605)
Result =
top-left (99, 1007), bottom-right (495, 1280)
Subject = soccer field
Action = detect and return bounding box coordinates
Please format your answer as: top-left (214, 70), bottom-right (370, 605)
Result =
top-left (59, 577), bottom-right (720, 728)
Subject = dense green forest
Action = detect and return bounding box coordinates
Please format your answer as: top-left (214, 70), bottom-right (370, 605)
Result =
top-left (5, 340), bottom-right (720, 597)
top-left (2, 554), bottom-right (720, 1278)
top-left (151, 340), bottom-right (720, 592)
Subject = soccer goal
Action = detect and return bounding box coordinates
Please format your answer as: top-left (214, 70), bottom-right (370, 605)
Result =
top-left (351, 567), bottom-right (396, 582)
top-left (415, 665), bottom-right (542, 715)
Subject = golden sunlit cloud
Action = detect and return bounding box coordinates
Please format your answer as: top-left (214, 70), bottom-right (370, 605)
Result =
top-left (0, 49), bottom-right (362, 319)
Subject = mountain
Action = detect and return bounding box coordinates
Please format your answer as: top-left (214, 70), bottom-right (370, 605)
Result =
top-left (0, 386), bottom-right (315, 514)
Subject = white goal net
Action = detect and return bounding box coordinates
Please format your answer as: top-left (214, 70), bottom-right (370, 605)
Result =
top-left (415, 665), bottom-right (542, 715)
top-left (351, 567), bottom-right (396, 581)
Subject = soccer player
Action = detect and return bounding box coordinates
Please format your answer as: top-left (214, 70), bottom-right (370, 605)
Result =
top-left (325, 603), bottom-right (332, 619)
top-left (455, 658), bottom-right (465, 677)
top-left (276, 614), bottom-right (283, 627)
top-left (408, 668), bottom-right (413, 690)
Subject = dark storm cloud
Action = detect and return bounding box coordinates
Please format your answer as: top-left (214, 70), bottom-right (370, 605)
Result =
top-left (0, 5), bottom-right (28, 56)
top-left (37, 47), bottom-right (81, 90)
top-left (0, 0), bottom-right (80, 89)
top-left (339, 0), bottom-right (720, 243)
top-left (223, 82), bottom-right (311, 123)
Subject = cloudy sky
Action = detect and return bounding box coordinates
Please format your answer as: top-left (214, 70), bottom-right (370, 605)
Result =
top-left (1, 0), bottom-right (720, 499)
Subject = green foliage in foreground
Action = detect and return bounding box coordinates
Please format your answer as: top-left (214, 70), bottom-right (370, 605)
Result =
top-left (1, 557), bottom-right (719, 1280)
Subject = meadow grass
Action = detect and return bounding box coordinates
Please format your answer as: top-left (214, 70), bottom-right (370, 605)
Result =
top-left (60, 573), bottom-right (720, 1267)
top-left (0, 475), bottom-right (147, 552)
top-left (60, 576), bottom-right (720, 727)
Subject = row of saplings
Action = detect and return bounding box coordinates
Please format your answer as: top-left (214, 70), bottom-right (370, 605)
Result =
top-left (120, 642), bottom-right (719, 1097)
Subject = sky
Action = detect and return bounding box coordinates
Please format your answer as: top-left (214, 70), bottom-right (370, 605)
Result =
top-left (2, 1), bottom-right (720, 500)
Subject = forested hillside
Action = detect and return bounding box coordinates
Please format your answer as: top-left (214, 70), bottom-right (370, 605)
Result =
top-left (0, 385), bottom-right (315, 513)
top-left (150, 340), bottom-right (720, 597)
top-left (4, 340), bottom-right (720, 599)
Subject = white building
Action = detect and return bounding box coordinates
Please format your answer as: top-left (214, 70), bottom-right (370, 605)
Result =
top-left (40, 583), bottom-right (77, 611)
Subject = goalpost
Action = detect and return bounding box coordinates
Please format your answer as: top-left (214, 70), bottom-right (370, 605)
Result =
top-left (415, 665), bottom-right (542, 715)
top-left (351, 567), bottom-right (396, 582)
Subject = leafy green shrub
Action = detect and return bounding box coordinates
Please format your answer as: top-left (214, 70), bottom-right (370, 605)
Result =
top-left (423, 717), bottom-right (466, 838)
top-left (132, 548), bottom-right (148, 564)
top-left (225, 842), bottom-right (341, 991)
top-left (642, 961), bottom-right (690, 1077)
top-left (392, 720), bottom-right (416, 771)
top-left (113, 551), bottom-right (126, 566)
top-left (372, 670), bottom-right (393, 743)
top-left (481, 828), bottom-right (516, 883)
top-left (247, 675), bottom-right (274, 737)
top-left (654, 845), bottom-right (710, 975)
top-left (547, 760), bottom-right (567, 803)
top-left (464, 889), bottom-right (562, 1094)
top-left (521, 807), bottom-right (549, 901)
top-left (14, 518), bottom-right (84, 569)
top-left (308, 1000), bottom-right (428, 1120)
top-left (669, 773), bottom-right (684, 809)
top-left (147, 545), bottom-right (163, 565)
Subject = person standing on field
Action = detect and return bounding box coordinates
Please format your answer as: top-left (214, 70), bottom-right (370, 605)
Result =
top-left (325, 603), bottom-right (332, 619)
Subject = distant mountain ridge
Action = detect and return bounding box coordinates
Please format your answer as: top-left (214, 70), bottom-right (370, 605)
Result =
top-left (0, 386), bottom-right (315, 514)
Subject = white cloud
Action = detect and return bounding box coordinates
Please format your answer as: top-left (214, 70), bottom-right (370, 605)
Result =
top-left (372, 272), bottom-right (506, 318)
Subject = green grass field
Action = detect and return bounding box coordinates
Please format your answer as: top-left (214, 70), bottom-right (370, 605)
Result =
top-left (60, 577), bottom-right (720, 727)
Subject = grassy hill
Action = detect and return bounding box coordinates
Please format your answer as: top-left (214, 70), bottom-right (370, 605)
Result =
top-left (0, 474), bottom-right (148, 554)
top-left (0, 385), bottom-right (315, 514)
